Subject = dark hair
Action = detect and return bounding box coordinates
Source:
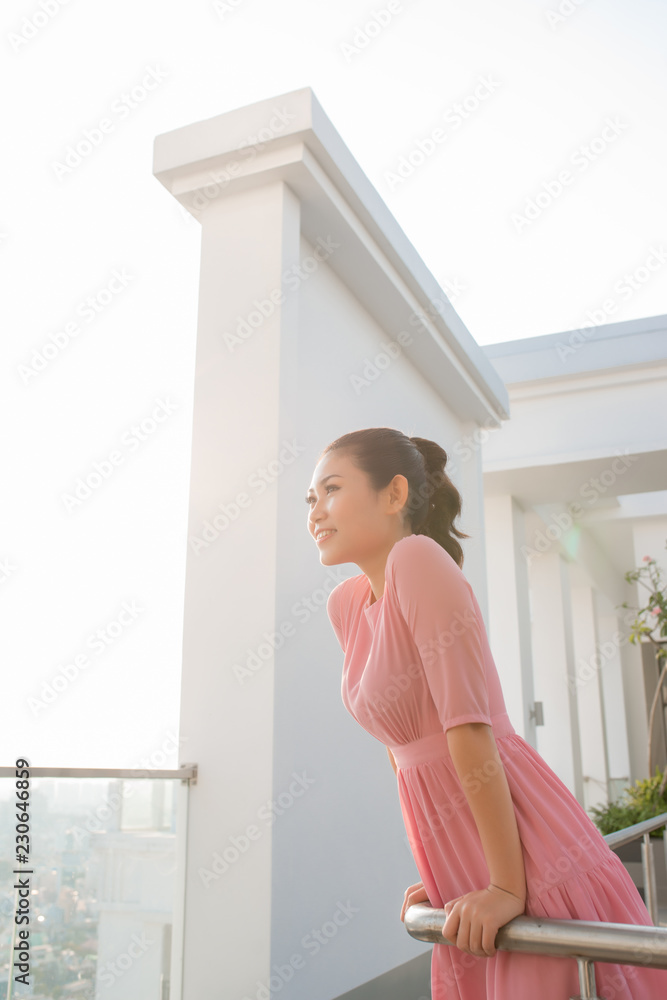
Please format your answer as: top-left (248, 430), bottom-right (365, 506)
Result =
top-left (319, 427), bottom-right (469, 567)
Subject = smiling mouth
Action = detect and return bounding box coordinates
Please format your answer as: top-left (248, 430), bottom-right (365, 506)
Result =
top-left (315, 530), bottom-right (336, 544)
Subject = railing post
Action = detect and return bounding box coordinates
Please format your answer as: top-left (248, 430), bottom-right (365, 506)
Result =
top-left (641, 831), bottom-right (659, 924)
top-left (571, 957), bottom-right (603, 999)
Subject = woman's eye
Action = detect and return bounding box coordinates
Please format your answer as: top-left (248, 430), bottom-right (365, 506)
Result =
top-left (305, 485), bottom-right (338, 504)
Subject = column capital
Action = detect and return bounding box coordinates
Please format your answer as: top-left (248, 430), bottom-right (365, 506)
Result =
top-left (153, 87), bottom-right (509, 426)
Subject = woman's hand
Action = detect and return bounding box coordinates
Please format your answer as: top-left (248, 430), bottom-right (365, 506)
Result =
top-left (400, 880), bottom-right (431, 922)
top-left (441, 884), bottom-right (524, 957)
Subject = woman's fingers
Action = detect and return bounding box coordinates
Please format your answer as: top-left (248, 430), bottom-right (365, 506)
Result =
top-left (400, 881), bottom-right (430, 921)
top-left (400, 882), bottom-right (419, 921)
top-left (458, 911), bottom-right (474, 953)
top-left (415, 886), bottom-right (519, 956)
top-left (466, 913), bottom-right (484, 957)
top-left (442, 895), bottom-right (484, 957)
top-left (441, 888), bottom-right (522, 957)
top-left (481, 922), bottom-right (498, 958)
top-left (441, 896), bottom-right (462, 942)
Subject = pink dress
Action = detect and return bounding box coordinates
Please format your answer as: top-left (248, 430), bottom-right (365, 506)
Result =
top-left (326, 533), bottom-right (667, 999)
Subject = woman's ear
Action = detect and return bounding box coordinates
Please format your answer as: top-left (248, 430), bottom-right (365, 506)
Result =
top-left (387, 473), bottom-right (410, 514)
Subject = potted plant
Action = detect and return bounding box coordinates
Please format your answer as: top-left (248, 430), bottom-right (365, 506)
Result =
top-left (590, 770), bottom-right (667, 903)
top-left (591, 545), bottom-right (667, 905)
top-left (620, 544), bottom-right (667, 781)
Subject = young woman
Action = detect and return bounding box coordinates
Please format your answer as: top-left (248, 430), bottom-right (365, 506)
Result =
top-left (306, 427), bottom-right (666, 999)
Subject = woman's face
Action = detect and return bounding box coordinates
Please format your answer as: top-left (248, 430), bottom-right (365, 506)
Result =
top-left (306, 450), bottom-right (407, 566)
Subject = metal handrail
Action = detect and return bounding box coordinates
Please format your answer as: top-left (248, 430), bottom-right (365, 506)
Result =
top-left (0, 764), bottom-right (198, 783)
top-left (403, 814), bottom-right (667, 997)
top-left (603, 811), bottom-right (667, 849)
top-left (603, 811), bottom-right (667, 926)
top-left (405, 904), bottom-right (667, 999)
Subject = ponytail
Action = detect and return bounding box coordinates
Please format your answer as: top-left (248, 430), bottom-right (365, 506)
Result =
top-left (407, 435), bottom-right (468, 568)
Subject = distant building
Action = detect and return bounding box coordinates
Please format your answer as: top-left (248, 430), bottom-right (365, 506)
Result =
top-left (482, 314), bottom-right (667, 809)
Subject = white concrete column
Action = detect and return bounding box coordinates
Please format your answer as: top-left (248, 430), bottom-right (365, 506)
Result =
top-left (527, 549), bottom-right (584, 801)
top-left (483, 494), bottom-right (535, 743)
top-left (459, 424), bottom-right (489, 626)
top-left (176, 180), bottom-right (301, 999)
top-left (594, 591), bottom-right (631, 797)
top-left (629, 519), bottom-right (667, 778)
top-left (569, 583), bottom-right (609, 812)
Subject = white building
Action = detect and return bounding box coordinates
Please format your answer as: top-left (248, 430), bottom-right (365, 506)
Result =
top-left (153, 85), bottom-right (507, 1000)
top-left (90, 781), bottom-right (175, 999)
top-left (482, 314), bottom-right (667, 810)
top-left (149, 88), bottom-right (667, 999)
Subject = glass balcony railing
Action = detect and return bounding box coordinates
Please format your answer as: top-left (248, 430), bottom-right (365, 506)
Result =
top-left (0, 768), bottom-right (193, 1000)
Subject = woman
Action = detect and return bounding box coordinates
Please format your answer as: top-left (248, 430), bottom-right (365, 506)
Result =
top-left (306, 426), bottom-right (666, 999)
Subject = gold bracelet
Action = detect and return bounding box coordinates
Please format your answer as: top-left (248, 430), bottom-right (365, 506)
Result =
top-left (488, 883), bottom-right (525, 903)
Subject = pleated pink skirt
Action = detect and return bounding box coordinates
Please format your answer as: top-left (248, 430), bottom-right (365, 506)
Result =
top-left (391, 729), bottom-right (667, 999)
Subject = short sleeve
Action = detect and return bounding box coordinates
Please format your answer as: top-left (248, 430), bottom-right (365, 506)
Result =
top-left (326, 581), bottom-right (346, 653)
top-left (387, 535), bottom-right (492, 734)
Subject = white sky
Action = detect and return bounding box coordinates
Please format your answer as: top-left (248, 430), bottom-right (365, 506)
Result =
top-left (2, 0), bottom-right (667, 768)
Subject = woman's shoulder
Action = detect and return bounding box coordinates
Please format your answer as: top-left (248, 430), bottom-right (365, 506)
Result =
top-left (386, 534), bottom-right (473, 602)
top-left (387, 533), bottom-right (461, 574)
top-left (326, 571), bottom-right (367, 613)
top-left (384, 535), bottom-right (481, 638)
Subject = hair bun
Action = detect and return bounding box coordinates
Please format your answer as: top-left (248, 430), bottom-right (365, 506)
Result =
top-left (410, 436), bottom-right (448, 479)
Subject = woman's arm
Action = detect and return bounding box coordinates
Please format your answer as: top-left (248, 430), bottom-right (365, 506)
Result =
top-left (447, 722), bottom-right (525, 899)
top-left (386, 539), bottom-right (524, 953)
top-left (442, 721), bottom-right (526, 955)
